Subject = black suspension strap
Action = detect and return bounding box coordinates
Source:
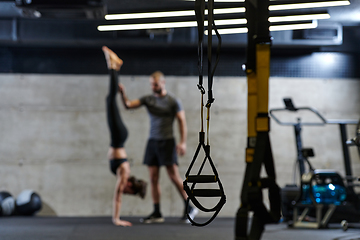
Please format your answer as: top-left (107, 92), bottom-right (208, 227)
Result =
top-left (235, 0), bottom-right (281, 239)
top-left (355, 120), bottom-right (360, 154)
top-left (183, 0), bottom-right (226, 227)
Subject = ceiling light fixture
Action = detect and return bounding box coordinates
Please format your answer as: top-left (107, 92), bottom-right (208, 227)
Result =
top-left (105, 7), bottom-right (245, 20)
top-left (270, 20), bottom-right (318, 31)
top-left (98, 21), bottom-right (197, 31)
top-left (269, 0), bottom-right (350, 11)
top-left (105, 10), bottom-right (194, 20)
top-left (183, 0), bottom-right (349, 7)
top-left (99, 12), bottom-right (328, 31)
top-left (99, 0), bottom-right (347, 32)
top-left (205, 20), bottom-right (317, 35)
top-left (98, 18), bottom-right (247, 31)
top-left (269, 13), bottom-right (330, 22)
top-left (104, 0), bottom-right (348, 21)
top-left (183, 0), bottom-right (244, 2)
top-left (105, 0), bottom-right (350, 20)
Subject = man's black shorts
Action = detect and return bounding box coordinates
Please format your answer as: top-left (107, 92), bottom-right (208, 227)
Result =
top-left (143, 138), bottom-right (178, 166)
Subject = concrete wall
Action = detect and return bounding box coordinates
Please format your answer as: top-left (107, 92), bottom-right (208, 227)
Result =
top-left (0, 74), bottom-right (359, 218)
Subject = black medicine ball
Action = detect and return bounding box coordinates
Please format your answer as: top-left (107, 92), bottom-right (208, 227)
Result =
top-left (16, 190), bottom-right (42, 216)
top-left (0, 191), bottom-right (16, 216)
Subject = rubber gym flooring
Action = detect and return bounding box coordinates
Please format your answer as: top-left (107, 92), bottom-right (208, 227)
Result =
top-left (0, 216), bottom-right (360, 240)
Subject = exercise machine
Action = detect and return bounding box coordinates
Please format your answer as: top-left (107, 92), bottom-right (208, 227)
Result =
top-left (341, 119), bottom-right (360, 231)
top-left (270, 98), bottom-right (360, 229)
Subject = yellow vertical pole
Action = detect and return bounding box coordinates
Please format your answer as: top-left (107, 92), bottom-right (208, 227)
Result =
top-left (236, 1), bottom-right (281, 239)
top-left (246, 70), bottom-right (257, 163)
top-left (256, 44), bottom-right (270, 113)
top-left (255, 44), bottom-right (271, 132)
top-left (245, 43), bottom-right (270, 163)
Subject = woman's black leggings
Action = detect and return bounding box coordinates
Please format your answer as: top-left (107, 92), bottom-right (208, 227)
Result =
top-left (106, 69), bottom-right (128, 148)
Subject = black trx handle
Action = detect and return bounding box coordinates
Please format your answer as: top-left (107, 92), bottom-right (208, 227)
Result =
top-left (183, 133), bottom-right (226, 226)
top-left (186, 175), bottom-right (217, 183)
top-left (356, 120), bottom-right (360, 156)
top-left (184, 0), bottom-right (225, 227)
top-left (192, 189), bottom-right (222, 197)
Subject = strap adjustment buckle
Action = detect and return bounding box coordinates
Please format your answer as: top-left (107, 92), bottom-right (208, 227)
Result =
top-left (197, 84), bottom-right (205, 94)
top-left (205, 90), bottom-right (215, 107)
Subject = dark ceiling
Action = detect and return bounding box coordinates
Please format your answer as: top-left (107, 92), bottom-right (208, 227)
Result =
top-left (103, 0), bottom-right (360, 26)
top-left (0, 0), bottom-right (359, 50)
top-left (1, 0), bottom-right (360, 76)
top-left (1, 0), bottom-right (360, 25)
top-left (0, 0), bottom-right (359, 60)
top-left (105, 0), bottom-right (195, 12)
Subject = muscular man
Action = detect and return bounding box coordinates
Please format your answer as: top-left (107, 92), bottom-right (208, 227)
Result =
top-left (119, 71), bottom-right (198, 223)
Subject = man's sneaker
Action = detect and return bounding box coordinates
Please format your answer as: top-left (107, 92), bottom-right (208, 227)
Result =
top-left (181, 207), bottom-right (199, 223)
top-left (188, 207), bottom-right (199, 220)
top-left (140, 212), bottom-right (165, 224)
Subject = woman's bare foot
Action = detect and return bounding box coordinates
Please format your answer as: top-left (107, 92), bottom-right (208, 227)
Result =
top-left (102, 46), bottom-right (123, 71)
top-left (112, 218), bottom-right (133, 227)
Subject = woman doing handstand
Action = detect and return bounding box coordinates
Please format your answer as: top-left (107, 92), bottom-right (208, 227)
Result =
top-left (102, 46), bottom-right (146, 227)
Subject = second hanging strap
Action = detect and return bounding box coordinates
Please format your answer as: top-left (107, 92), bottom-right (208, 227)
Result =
top-left (183, 0), bottom-right (226, 227)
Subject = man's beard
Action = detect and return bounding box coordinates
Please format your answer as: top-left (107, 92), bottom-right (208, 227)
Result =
top-left (153, 88), bottom-right (162, 94)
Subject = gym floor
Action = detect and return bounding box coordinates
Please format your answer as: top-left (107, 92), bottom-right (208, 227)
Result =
top-left (0, 216), bottom-right (359, 240)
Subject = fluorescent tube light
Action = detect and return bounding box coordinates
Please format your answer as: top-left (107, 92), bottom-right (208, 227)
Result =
top-left (105, 0), bottom-right (348, 21)
top-left (98, 22), bottom-right (197, 31)
top-left (269, 21), bottom-right (318, 31)
top-left (269, 0), bottom-right (350, 11)
top-left (183, 0), bottom-right (244, 2)
top-left (205, 21), bottom-right (317, 35)
top-left (215, 18), bottom-right (247, 25)
top-left (105, 7), bottom-right (245, 20)
top-left (99, 11), bottom-right (329, 31)
top-left (184, 0), bottom-right (349, 8)
top-left (105, 11), bottom-right (194, 20)
top-left (213, 7), bottom-right (245, 14)
top-left (269, 13), bottom-right (330, 22)
top-left (98, 18), bottom-right (247, 31)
